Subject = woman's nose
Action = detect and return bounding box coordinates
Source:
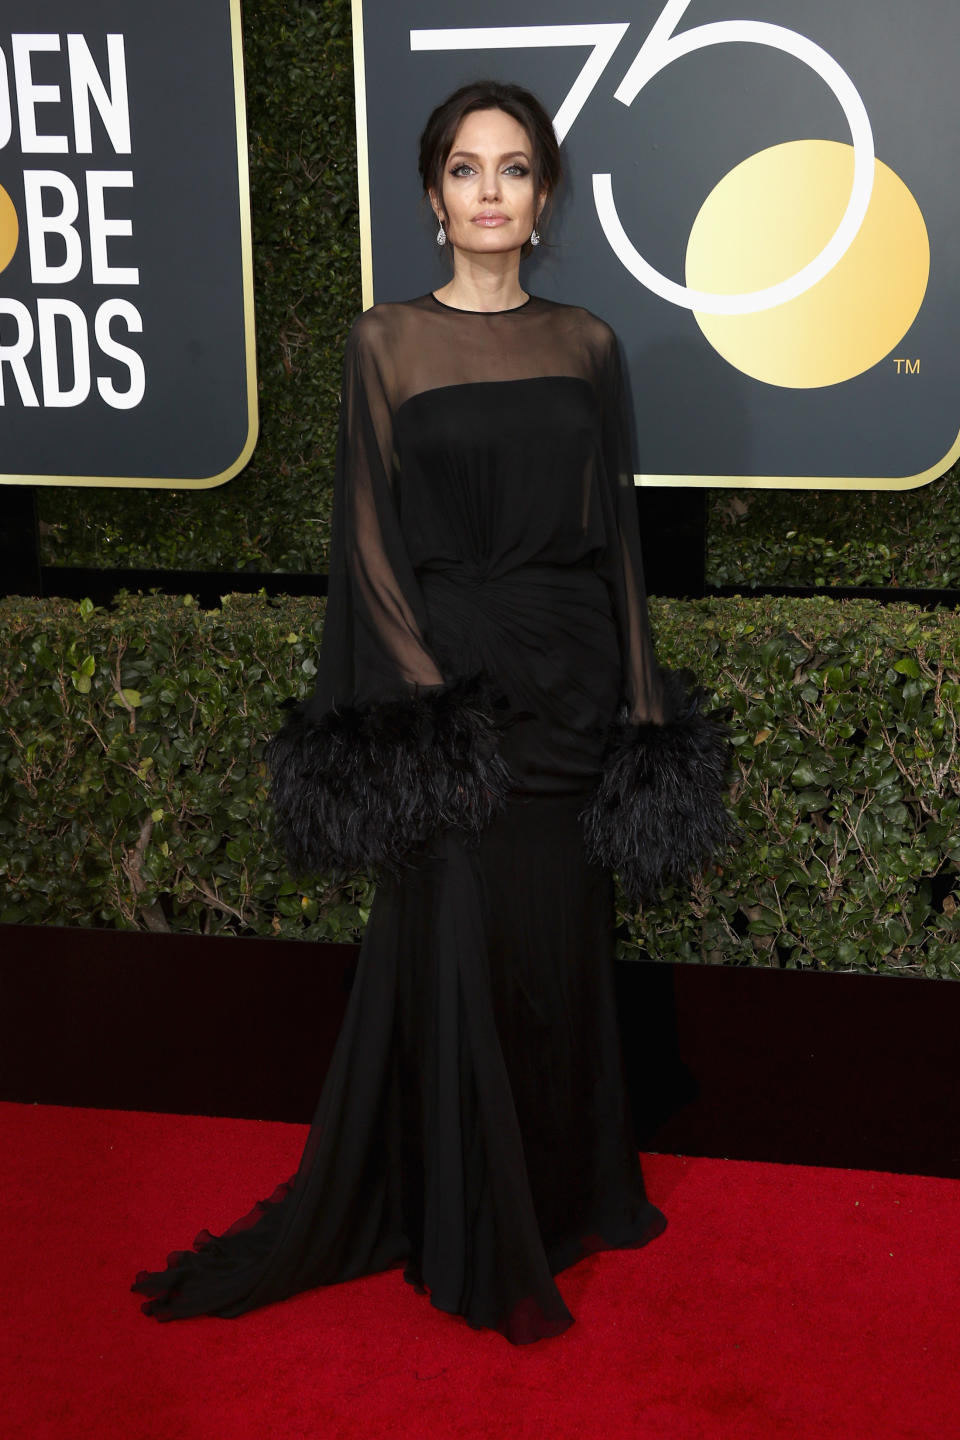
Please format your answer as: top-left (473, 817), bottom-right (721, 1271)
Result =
top-left (479, 172), bottom-right (501, 200)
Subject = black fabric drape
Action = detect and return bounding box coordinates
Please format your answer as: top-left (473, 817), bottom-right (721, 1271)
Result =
top-left (132, 292), bottom-right (730, 1344)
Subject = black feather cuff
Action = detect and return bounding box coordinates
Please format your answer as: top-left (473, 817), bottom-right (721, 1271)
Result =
top-left (579, 669), bottom-right (733, 906)
top-left (264, 673), bottom-right (513, 878)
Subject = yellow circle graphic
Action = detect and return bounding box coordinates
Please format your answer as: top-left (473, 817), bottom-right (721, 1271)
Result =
top-left (0, 184), bottom-right (19, 273)
top-left (685, 140), bottom-right (929, 388)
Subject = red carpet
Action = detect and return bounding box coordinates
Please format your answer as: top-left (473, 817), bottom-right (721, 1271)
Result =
top-left (4, 1100), bottom-right (957, 1440)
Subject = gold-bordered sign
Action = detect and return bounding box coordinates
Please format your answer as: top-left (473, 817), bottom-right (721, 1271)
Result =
top-left (352, 0), bottom-right (960, 491)
top-left (0, 0), bottom-right (257, 488)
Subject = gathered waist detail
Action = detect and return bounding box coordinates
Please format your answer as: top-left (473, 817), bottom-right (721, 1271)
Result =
top-left (418, 556), bottom-right (599, 590)
top-left (416, 557), bottom-right (622, 798)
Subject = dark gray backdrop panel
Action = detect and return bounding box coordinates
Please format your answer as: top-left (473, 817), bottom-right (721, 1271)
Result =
top-left (360, 0), bottom-right (960, 483)
top-left (0, 0), bottom-right (250, 481)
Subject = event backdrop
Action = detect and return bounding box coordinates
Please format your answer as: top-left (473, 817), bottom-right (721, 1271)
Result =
top-left (0, 0), bottom-right (256, 487)
top-left (354, 0), bottom-right (960, 489)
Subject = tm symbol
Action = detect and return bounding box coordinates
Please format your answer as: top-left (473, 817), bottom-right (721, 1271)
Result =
top-left (893, 359), bottom-right (920, 374)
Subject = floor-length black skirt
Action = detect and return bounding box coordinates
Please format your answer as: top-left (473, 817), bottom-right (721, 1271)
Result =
top-left (131, 785), bottom-right (667, 1344)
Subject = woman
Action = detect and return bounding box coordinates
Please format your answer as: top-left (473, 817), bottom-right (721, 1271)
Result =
top-left (132, 80), bottom-right (729, 1345)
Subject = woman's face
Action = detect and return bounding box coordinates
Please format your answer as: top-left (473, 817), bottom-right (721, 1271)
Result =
top-left (430, 107), bottom-right (546, 256)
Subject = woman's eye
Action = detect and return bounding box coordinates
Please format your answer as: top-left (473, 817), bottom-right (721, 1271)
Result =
top-left (448, 162), bottom-right (530, 178)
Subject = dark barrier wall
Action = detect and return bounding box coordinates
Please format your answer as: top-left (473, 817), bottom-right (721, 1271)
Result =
top-left (5, 925), bottom-right (960, 1178)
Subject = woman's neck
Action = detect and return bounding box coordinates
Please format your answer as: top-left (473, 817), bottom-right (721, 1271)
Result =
top-left (433, 258), bottom-right (527, 313)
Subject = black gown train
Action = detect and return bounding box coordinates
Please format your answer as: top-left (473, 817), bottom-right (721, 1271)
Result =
top-left (131, 291), bottom-right (729, 1345)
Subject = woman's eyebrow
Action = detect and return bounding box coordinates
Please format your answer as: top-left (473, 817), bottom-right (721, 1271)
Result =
top-left (447, 149), bottom-right (531, 162)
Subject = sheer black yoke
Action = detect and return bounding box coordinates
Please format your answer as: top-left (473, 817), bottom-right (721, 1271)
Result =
top-left (312, 291), bottom-right (665, 725)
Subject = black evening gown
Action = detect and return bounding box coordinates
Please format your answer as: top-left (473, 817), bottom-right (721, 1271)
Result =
top-left (131, 292), bottom-right (728, 1344)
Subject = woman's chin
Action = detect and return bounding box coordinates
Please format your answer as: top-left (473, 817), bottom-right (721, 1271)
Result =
top-left (451, 229), bottom-right (524, 257)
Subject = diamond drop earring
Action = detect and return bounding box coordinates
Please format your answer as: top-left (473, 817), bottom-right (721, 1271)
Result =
top-left (436, 218), bottom-right (447, 247)
top-left (530, 227), bottom-right (540, 247)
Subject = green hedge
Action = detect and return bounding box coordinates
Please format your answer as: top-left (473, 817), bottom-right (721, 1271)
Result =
top-left (707, 464), bottom-right (960, 591)
top-left (2, 594), bottom-right (958, 978)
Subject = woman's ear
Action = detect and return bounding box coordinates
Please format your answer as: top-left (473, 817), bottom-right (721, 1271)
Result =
top-left (428, 187), bottom-right (444, 224)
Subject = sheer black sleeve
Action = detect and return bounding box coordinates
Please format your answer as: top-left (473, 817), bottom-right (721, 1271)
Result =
top-left (580, 331), bottom-right (733, 905)
top-left (308, 313), bottom-right (444, 710)
top-left (265, 313), bottom-right (511, 879)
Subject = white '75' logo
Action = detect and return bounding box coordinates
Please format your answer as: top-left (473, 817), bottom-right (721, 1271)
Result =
top-left (410, 0), bottom-right (876, 316)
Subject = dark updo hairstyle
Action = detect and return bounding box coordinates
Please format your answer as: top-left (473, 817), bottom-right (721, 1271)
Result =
top-left (418, 80), bottom-right (563, 260)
